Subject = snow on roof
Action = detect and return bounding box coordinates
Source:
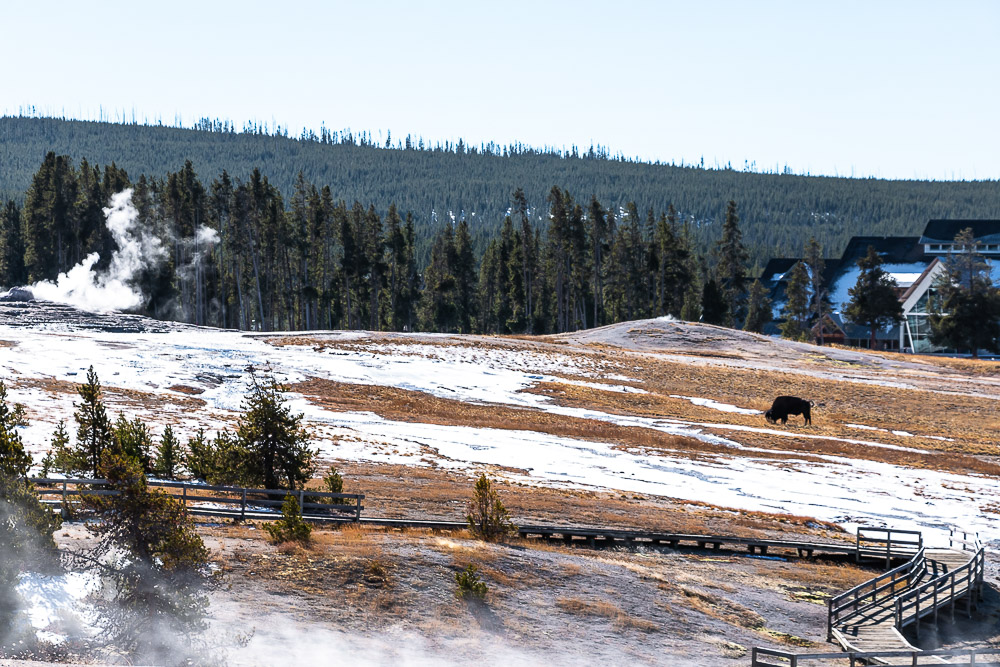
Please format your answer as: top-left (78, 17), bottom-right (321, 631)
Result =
top-left (829, 262), bottom-right (932, 312)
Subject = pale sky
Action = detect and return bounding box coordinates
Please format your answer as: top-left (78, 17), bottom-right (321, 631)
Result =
top-left (2, 0), bottom-right (998, 180)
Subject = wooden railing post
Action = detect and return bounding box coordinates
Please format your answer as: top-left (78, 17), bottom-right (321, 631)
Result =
top-left (298, 489), bottom-right (305, 514)
top-left (61, 480), bottom-right (67, 519)
top-left (182, 485), bottom-right (187, 516)
top-left (355, 494), bottom-right (361, 522)
top-left (241, 487), bottom-right (247, 521)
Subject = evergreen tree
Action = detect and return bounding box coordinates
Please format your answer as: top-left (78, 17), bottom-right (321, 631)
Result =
top-left (844, 246), bottom-right (903, 349)
top-left (744, 279), bottom-right (773, 333)
top-left (0, 201), bottom-right (25, 287)
top-left (929, 228), bottom-right (1000, 357)
top-left (82, 449), bottom-right (209, 664)
top-left (420, 225), bottom-right (459, 331)
top-left (700, 279), bottom-right (728, 325)
top-left (74, 366), bottom-right (115, 478)
top-left (235, 367), bottom-right (315, 490)
top-left (153, 425), bottom-right (180, 479)
top-left (713, 200), bottom-right (749, 328)
top-left (453, 219), bottom-right (478, 333)
top-left (46, 419), bottom-right (81, 475)
top-left (113, 413), bottom-right (154, 473)
top-left (780, 261), bottom-right (811, 340)
top-left (804, 237), bottom-right (832, 344)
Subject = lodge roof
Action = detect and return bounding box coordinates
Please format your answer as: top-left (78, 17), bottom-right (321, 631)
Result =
top-left (920, 220), bottom-right (1000, 245)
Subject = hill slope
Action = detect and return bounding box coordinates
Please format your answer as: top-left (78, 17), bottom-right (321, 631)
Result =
top-left (2, 116), bottom-right (999, 257)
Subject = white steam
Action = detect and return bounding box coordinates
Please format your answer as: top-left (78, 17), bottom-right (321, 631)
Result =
top-left (26, 189), bottom-right (219, 313)
top-left (30, 190), bottom-right (163, 312)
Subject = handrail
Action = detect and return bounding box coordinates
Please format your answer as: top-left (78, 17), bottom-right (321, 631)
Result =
top-left (29, 477), bottom-right (366, 521)
top-left (752, 646), bottom-right (1000, 666)
top-left (827, 546), bottom-right (925, 640)
top-left (894, 546), bottom-right (986, 632)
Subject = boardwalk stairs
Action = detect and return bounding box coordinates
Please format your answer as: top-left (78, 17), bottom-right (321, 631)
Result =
top-left (754, 528), bottom-right (991, 666)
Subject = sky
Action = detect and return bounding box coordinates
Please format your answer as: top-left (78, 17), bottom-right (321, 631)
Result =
top-left (1, 0), bottom-right (998, 181)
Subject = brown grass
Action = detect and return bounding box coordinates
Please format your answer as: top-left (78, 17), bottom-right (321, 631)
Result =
top-left (555, 597), bottom-right (660, 632)
top-left (294, 378), bottom-right (828, 466)
top-left (331, 460), bottom-right (849, 541)
top-left (12, 376), bottom-right (207, 410)
top-left (680, 586), bottom-right (765, 630)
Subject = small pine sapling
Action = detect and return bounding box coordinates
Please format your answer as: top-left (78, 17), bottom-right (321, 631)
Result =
top-left (153, 425), bottom-right (179, 479)
top-left (466, 473), bottom-right (517, 542)
top-left (264, 494), bottom-right (313, 545)
top-left (455, 564), bottom-right (488, 601)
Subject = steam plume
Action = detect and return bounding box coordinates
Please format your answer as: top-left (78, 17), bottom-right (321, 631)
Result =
top-left (30, 190), bottom-right (164, 312)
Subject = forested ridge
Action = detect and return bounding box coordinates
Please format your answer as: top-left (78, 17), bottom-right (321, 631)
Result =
top-left (1, 115), bottom-right (998, 337)
top-left (2, 115), bottom-right (999, 264)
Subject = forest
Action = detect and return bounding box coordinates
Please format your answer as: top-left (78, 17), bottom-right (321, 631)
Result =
top-left (2, 115), bottom-right (999, 266)
top-left (1, 114), bottom-right (998, 335)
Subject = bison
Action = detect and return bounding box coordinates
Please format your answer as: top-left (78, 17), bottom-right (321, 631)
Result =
top-left (764, 396), bottom-right (813, 426)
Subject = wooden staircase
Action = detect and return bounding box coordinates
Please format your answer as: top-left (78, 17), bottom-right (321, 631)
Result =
top-left (754, 528), bottom-right (989, 666)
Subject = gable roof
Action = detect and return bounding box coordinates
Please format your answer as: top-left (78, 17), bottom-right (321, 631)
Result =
top-left (920, 220), bottom-right (1000, 245)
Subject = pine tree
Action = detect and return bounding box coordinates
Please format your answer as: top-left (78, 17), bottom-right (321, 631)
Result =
top-left (453, 219), bottom-right (478, 333)
top-left (113, 413), bottom-right (154, 473)
top-left (804, 238), bottom-right (832, 344)
top-left (780, 261), bottom-right (811, 340)
top-left (82, 448), bottom-right (209, 663)
top-left (236, 366), bottom-right (315, 490)
top-left (713, 200), bottom-right (749, 329)
top-left (0, 201), bottom-right (25, 287)
top-left (47, 419), bottom-right (82, 474)
top-left (844, 246), bottom-right (903, 349)
top-left (744, 279), bottom-right (773, 333)
top-left (420, 225), bottom-right (459, 331)
top-left (700, 279), bottom-right (728, 325)
top-left (74, 366), bottom-right (115, 478)
top-left (465, 474), bottom-right (517, 542)
top-left (153, 425), bottom-right (180, 479)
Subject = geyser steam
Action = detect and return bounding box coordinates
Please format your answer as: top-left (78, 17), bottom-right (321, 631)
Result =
top-left (29, 189), bottom-right (163, 312)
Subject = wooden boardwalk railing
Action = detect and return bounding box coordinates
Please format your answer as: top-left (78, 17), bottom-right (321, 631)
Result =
top-left (30, 477), bottom-right (365, 522)
top-left (757, 528), bottom-right (988, 666)
top-left (752, 647), bottom-right (1000, 666)
top-left (827, 544), bottom-right (926, 641)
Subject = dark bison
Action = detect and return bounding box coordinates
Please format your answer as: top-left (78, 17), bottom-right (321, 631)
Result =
top-left (765, 396), bottom-right (813, 426)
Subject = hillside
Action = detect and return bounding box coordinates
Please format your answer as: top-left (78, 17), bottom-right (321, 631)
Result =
top-left (3, 303), bottom-right (1000, 663)
top-left (2, 116), bottom-right (999, 259)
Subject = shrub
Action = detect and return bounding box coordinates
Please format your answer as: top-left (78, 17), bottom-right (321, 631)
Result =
top-left (323, 467), bottom-right (347, 505)
top-left (264, 494), bottom-right (312, 545)
top-left (465, 474), bottom-right (517, 542)
top-left (455, 564), bottom-right (488, 601)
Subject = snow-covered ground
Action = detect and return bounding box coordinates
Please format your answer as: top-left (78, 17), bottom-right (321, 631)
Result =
top-left (2, 303), bottom-right (997, 543)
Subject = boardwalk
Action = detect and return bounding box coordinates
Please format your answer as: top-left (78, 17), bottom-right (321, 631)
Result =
top-left (756, 530), bottom-right (990, 666)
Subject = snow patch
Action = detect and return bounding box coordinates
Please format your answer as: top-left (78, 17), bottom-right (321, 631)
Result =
top-left (669, 395), bottom-right (762, 415)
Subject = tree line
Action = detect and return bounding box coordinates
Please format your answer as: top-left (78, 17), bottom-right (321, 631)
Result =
top-left (2, 153), bottom-right (772, 333)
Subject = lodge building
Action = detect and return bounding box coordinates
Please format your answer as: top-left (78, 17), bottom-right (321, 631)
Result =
top-left (761, 220), bottom-right (1000, 354)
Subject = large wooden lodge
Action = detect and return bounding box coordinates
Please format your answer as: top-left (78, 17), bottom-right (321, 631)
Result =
top-left (761, 220), bottom-right (1000, 353)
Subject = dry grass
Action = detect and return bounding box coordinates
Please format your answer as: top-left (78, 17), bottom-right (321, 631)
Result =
top-left (555, 597), bottom-right (660, 632)
top-left (12, 376), bottom-right (208, 411)
top-left (294, 378), bottom-right (829, 467)
top-left (332, 460), bottom-right (849, 541)
top-left (680, 586), bottom-right (765, 630)
top-left (757, 560), bottom-right (878, 594)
